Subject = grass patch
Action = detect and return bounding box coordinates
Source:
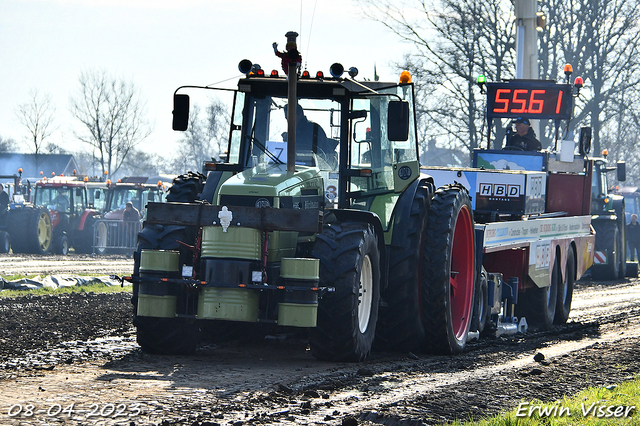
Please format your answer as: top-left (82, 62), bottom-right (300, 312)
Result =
top-left (458, 375), bottom-right (640, 425)
top-left (0, 282), bottom-right (131, 298)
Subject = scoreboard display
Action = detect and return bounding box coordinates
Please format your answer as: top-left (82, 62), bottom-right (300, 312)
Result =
top-left (486, 81), bottom-right (572, 120)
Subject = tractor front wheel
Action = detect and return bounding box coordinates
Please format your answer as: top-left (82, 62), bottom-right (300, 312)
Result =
top-left (310, 221), bottom-right (381, 362)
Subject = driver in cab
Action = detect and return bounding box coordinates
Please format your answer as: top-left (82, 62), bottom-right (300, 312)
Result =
top-left (505, 117), bottom-right (542, 151)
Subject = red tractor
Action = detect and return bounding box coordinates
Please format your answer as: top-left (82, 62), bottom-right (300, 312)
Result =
top-left (7, 177), bottom-right (100, 254)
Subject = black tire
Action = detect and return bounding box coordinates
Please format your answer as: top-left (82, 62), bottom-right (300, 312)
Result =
top-left (375, 183), bottom-right (431, 351)
top-left (518, 253), bottom-right (559, 330)
top-left (74, 216), bottom-right (96, 254)
top-left (54, 234), bottom-right (69, 255)
top-left (471, 267), bottom-right (490, 334)
top-left (133, 223), bottom-right (199, 355)
top-left (591, 220), bottom-right (620, 281)
top-left (167, 172), bottom-right (206, 203)
top-left (0, 231), bottom-right (10, 253)
top-left (421, 185), bottom-right (476, 355)
top-left (6, 206), bottom-right (52, 254)
top-left (134, 317), bottom-right (200, 355)
top-left (617, 219), bottom-right (626, 279)
top-left (555, 248), bottom-right (575, 325)
top-left (310, 221), bottom-right (381, 362)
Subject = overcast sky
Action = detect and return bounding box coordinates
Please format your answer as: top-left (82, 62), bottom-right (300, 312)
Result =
top-left (0, 0), bottom-right (410, 159)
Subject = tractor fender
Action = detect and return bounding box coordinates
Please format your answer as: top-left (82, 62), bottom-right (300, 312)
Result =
top-left (327, 208), bottom-right (388, 292)
top-left (78, 210), bottom-right (98, 231)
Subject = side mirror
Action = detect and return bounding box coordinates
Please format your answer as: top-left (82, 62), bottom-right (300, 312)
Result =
top-left (388, 101), bottom-right (410, 141)
top-left (579, 127), bottom-right (592, 155)
top-left (617, 161), bottom-right (626, 182)
top-left (172, 94), bottom-right (190, 131)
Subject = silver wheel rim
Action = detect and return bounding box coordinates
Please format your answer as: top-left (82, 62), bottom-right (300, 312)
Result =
top-left (358, 255), bottom-right (373, 333)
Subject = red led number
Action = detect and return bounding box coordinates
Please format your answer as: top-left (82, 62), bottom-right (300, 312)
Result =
top-left (492, 89), bottom-right (558, 114)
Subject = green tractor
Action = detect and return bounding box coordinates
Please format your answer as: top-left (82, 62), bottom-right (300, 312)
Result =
top-left (125, 36), bottom-right (476, 361)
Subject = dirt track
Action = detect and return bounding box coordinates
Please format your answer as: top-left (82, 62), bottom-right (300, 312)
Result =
top-left (0, 254), bottom-right (639, 426)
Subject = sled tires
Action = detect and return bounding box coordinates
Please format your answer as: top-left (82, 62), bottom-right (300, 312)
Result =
top-left (518, 253), bottom-right (559, 330)
top-left (310, 221), bottom-right (381, 362)
top-left (421, 185), bottom-right (476, 355)
top-left (554, 248), bottom-right (575, 325)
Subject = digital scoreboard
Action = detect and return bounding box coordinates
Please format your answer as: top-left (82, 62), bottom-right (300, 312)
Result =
top-left (486, 82), bottom-right (572, 120)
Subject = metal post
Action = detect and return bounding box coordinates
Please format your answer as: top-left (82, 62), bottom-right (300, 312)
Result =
top-left (287, 62), bottom-right (297, 172)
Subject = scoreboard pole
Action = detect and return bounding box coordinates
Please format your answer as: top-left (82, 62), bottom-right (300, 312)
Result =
top-left (515, 0), bottom-right (541, 137)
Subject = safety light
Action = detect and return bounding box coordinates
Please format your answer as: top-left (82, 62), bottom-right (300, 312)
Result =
top-left (564, 64), bottom-right (573, 76)
top-left (73, 169), bottom-right (77, 175)
top-left (574, 77), bottom-right (583, 89)
top-left (301, 70), bottom-right (311, 79)
top-left (60, 174), bottom-right (64, 177)
top-left (18, 168), bottom-right (23, 174)
top-left (117, 179), bottom-right (121, 183)
top-left (348, 67), bottom-right (358, 78)
top-left (51, 172), bottom-right (55, 177)
top-left (316, 71), bottom-right (324, 79)
top-left (602, 149), bottom-right (608, 158)
top-left (270, 69), bottom-right (279, 77)
top-left (84, 177), bottom-right (89, 182)
top-left (104, 170), bottom-right (108, 175)
top-left (106, 179), bottom-right (111, 186)
top-left (40, 171), bottom-right (43, 176)
top-left (157, 181), bottom-right (162, 187)
top-left (400, 71), bottom-right (411, 84)
top-left (256, 68), bottom-right (265, 77)
top-left (477, 75), bottom-right (486, 84)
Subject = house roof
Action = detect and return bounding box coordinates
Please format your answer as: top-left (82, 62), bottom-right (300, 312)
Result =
top-left (0, 153), bottom-right (79, 181)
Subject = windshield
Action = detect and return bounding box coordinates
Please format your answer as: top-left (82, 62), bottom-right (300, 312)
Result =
top-left (242, 95), bottom-right (341, 171)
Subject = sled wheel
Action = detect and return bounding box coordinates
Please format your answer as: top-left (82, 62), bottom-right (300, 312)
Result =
top-left (555, 248), bottom-right (575, 325)
top-left (521, 253), bottom-right (559, 329)
top-left (310, 221), bottom-right (381, 362)
top-left (471, 267), bottom-right (490, 334)
top-left (422, 185), bottom-right (475, 354)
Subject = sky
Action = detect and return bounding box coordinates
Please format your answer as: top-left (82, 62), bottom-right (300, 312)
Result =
top-left (0, 0), bottom-right (411, 163)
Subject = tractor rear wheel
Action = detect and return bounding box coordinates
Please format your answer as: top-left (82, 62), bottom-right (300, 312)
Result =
top-left (554, 248), bottom-right (575, 325)
top-left (310, 221), bottom-right (381, 362)
top-left (167, 172), bottom-right (206, 203)
top-left (421, 185), bottom-right (475, 355)
top-left (375, 182), bottom-right (431, 351)
top-left (591, 220), bottom-right (620, 281)
top-left (7, 207), bottom-right (52, 254)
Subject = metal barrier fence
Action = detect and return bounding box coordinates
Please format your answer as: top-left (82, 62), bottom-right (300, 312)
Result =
top-left (93, 219), bottom-right (142, 255)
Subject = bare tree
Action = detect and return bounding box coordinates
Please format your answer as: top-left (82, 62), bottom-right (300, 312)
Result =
top-left (70, 69), bottom-right (152, 179)
top-left (172, 98), bottom-right (229, 173)
top-left (360, 0), bottom-right (515, 162)
top-left (0, 135), bottom-right (18, 153)
top-left (15, 89), bottom-right (56, 155)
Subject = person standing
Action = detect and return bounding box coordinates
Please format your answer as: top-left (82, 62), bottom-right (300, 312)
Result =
top-left (627, 214), bottom-right (640, 262)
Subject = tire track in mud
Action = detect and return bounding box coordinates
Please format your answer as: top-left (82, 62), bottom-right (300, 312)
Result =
top-left (0, 276), bottom-right (638, 425)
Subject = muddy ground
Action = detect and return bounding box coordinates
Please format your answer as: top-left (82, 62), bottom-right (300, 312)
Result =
top-left (0, 254), bottom-right (639, 425)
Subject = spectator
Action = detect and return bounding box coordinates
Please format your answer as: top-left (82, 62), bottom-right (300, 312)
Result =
top-left (628, 214), bottom-right (640, 261)
top-left (506, 117), bottom-right (542, 151)
top-left (0, 183), bottom-right (9, 225)
top-left (123, 201), bottom-right (141, 222)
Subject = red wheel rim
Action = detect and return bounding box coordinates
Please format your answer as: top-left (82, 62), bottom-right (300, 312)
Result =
top-left (450, 205), bottom-right (474, 339)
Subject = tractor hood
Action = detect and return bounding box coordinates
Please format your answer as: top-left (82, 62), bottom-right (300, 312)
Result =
top-left (216, 163), bottom-right (323, 209)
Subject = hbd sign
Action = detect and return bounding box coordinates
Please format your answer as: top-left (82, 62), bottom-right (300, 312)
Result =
top-left (479, 183), bottom-right (521, 198)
